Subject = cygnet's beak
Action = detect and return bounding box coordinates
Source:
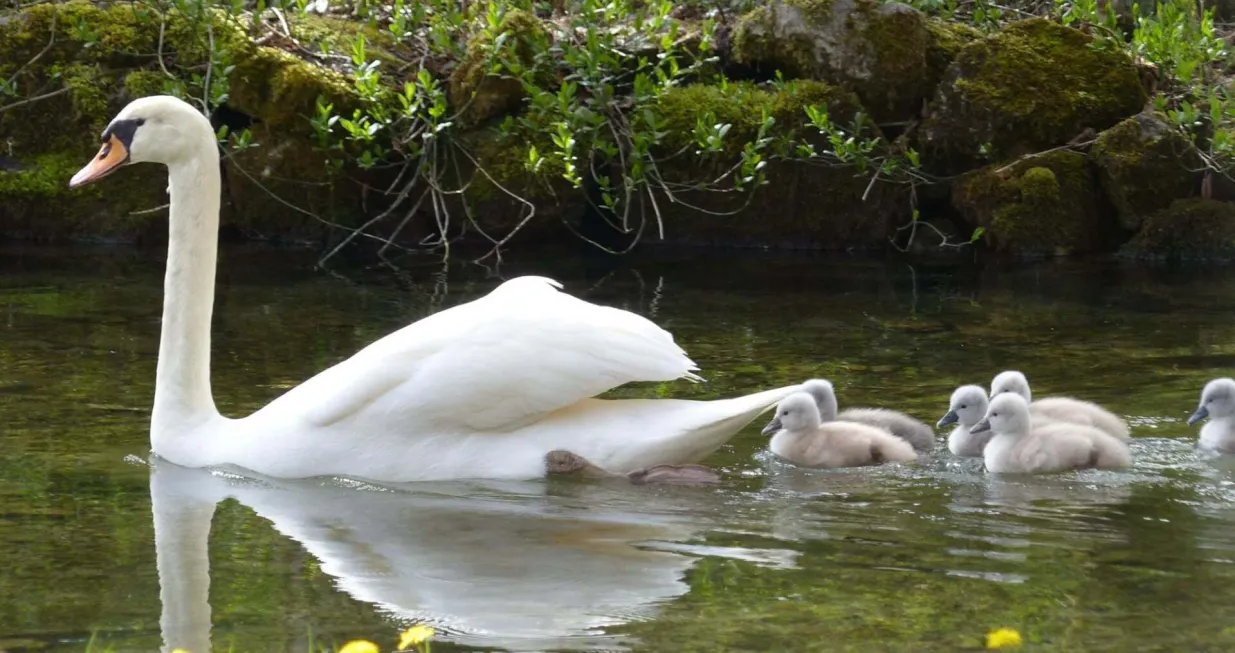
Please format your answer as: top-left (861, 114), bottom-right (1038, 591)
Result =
top-left (970, 417), bottom-right (991, 433)
top-left (937, 410), bottom-right (959, 428)
top-left (1188, 405), bottom-right (1210, 426)
top-left (69, 134), bottom-right (129, 189)
top-left (761, 416), bottom-right (783, 436)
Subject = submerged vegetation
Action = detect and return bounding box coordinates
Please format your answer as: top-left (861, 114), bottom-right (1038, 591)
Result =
top-left (0, 0), bottom-right (1233, 259)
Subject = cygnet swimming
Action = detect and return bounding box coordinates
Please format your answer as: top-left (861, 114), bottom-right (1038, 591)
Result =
top-left (802, 378), bottom-right (934, 452)
top-left (1188, 377), bottom-right (1235, 454)
top-left (937, 384), bottom-right (994, 457)
top-left (973, 393), bottom-right (1132, 474)
top-left (761, 392), bottom-right (918, 469)
top-left (990, 370), bottom-right (1131, 441)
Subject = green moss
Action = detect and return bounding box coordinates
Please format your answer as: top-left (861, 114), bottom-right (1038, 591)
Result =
top-left (123, 70), bottom-right (174, 99)
top-left (0, 0), bottom-right (365, 240)
top-left (228, 45), bottom-right (357, 131)
top-left (923, 17), bottom-right (981, 84)
top-left (953, 150), bottom-right (1110, 255)
top-left (1122, 197), bottom-right (1235, 261)
top-left (656, 80), bottom-right (866, 157)
top-left (0, 151), bottom-right (168, 241)
top-left (921, 18), bottom-right (1146, 174)
top-left (462, 127), bottom-right (563, 201)
top-left (0, 153), bottom-right (83, 198)
top-left (448, 10), bottom-right (549, 128)
top-left (290, 15), bottom-right (403, 65)
top-left (731, 0), bottom-right (931, 123)
top-left (1090, 112), bottom-right (1202, 231)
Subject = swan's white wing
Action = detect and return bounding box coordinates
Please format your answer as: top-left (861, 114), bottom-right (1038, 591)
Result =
top-left (275, 277), bottom-right (701, 432)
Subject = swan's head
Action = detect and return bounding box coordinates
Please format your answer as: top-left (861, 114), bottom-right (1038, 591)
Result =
top-left (762, 392), bottom-right (823, 435)
top-left (971, 392), bottom-right (1031, 436)
top-left (1190, 377), bottom-right (1235, 425)
top-left (990, 370), bottom-right (1031, 402)
top-left (801, 378), bottom-right (839, 421)
top-left (938, 384), bottom-right (989, 428)
top-left (69, 95), bottom-right (215, 188)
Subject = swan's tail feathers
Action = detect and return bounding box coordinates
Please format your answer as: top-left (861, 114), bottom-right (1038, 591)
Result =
top-left (573, 384), bottom-right (803, 473)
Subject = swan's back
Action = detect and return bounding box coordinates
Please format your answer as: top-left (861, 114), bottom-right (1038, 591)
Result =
top-left (770, 421), bottom-right (916, 469)
top-left (260, 276), bottom-right (703, 433)
top-left (838, 407), bottom-right (935, 452)
top-left (1030, 397), bottom-right (1130, 440)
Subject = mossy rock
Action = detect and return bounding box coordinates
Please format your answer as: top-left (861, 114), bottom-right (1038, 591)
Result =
top-left (0, 152), bottom-right (170, 242)
top-left (228, 45), bottom-right (359, 133)
top-left (731, 0), bottom-right (933, 124)
top-left (0, 1), bottom-right (370, 242)
top-left (923, 17), bottom-right (981, 86)
top-left (953, 150), bottom-right (1112, 256)
top-left (448, 10), bottom-right (550, 128)
top-left (920, 19), bottom-right (1146, 175)
top-left (645, 80), bottom-right (904, 248)
top-left (1091, 112), bottom-right (1202, 231)
top-left (1122, 198), bottom-right (1235, 261)
top-left (450, 126), bottom-right (586, 241)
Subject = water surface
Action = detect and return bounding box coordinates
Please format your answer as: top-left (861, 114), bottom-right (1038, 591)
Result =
top-left (3, 245), bottom-right (1235, 652)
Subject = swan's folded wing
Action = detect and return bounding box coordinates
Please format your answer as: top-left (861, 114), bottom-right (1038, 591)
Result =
top-left (294, 277), bottom-right (702, 432)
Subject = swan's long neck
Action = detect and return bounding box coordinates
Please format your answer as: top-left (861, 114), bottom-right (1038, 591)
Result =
top-left (151, 143), bottom-right (222, 446)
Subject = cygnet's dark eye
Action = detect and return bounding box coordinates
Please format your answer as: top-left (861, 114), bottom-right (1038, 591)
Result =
top-left (960, 404), bottom-right (967, 409)
top-left (992, 412), bottom-right (999, 417)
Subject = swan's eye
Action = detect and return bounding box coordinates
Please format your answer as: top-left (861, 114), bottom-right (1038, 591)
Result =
top-left (992, 412), bottom-right (999, 417)
top-left (960, 404), bottom-right (967, 409)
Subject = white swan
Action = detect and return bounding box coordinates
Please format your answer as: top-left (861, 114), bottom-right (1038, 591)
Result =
top-left (990, 370), bottom-right (1131, 441)
top-left (937, 384), bottom-right (993, 457)
top-left (801, 378), bottom-right (934, 451)
top-left (761, 392), bottom-right (917, 468)
top-left (69, 95), bottom-right (800, 482)
top-left (972, 393), bottom-right (1132, 474)
top-left (1188, 377), bottom-right (1235, 454)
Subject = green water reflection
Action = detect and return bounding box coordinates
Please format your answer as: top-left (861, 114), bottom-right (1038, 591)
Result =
top-left (2, 245), bottom-right (1235, 652)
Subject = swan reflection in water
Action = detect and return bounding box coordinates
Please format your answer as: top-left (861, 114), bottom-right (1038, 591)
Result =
top-left (150, 459), bottom-right (745, 653)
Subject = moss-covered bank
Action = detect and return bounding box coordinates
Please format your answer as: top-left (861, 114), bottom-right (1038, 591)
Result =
top-left (921, 19), bottom-right (1146, 175)
top-left (0, 1), bottom-right (1227, 259)
top-left (953, 150), bottom-right (1112, 256)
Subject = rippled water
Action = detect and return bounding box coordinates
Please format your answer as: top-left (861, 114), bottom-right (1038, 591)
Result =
top-left (3, 245), bottom-right (1235, 652)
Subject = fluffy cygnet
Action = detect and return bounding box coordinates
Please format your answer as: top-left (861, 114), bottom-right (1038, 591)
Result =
top-left (973, 393), bottom-right (1132, 474)
top-left (990, 370), bottom-right (1131, 441)
top-left (761, 392), bottom-right (918, 469)
top-left (937, 384), bottom-right (993, 458)
top-left (802, 378), bottom-right (934, 452)
top-left (1188, 377), bottom-right (1235, 454)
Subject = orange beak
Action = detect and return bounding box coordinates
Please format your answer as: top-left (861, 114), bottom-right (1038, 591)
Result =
top-left (69, 134), bottom-right (129, 188)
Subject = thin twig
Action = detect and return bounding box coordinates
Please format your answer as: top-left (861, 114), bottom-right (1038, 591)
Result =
top-left (992, 138), bottom-right (1096, 174)
top-left (0, 86), bottom-right (69, 113)
top-left (202, 20), bottom-right (215, 118)
top-left (3, 9), bottom-right (57, 93)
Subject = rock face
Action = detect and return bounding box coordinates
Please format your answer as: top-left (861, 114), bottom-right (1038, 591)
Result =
top-left (0, 2), bottom-right (376, 244)
top-left (1090, 112), bottom-right (1202, 231)
top-left (732, 0), bottom-right (933, 124)
top-left (1122, 198), bottom-right (1235, 261)
top-left (921, 19), bottom-right (1146, 175)
top-left (647, 80), bottom-right (903, 248)
top-left (952, 150), bottom-right (1111, 256)
top-left (448, 10), bottom-right (549, 128)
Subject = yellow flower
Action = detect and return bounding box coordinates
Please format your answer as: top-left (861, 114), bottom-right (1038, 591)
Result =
top-left (339, 640), bottom-right (381, 653)
top-left (399, 624), bottom-right (436, 649)
top-left (986, 627), bottom-right (1023, 649)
